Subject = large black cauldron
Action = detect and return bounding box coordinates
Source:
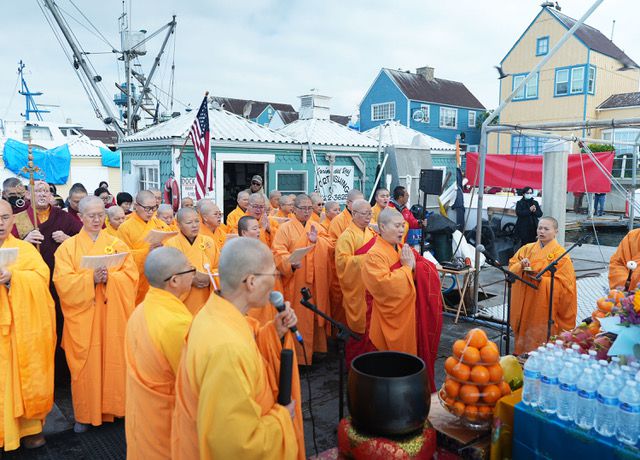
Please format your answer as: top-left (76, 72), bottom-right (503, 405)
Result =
top-left (348, 351), bottom-right (429, 437)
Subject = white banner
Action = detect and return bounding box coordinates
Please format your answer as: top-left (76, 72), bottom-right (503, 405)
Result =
top-left (181, 177), bottom-right (196, 200)
top-left (314, 166), bottom-right (354, 204)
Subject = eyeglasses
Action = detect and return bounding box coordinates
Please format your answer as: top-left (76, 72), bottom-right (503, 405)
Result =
top-left (315, 202), bottom-right (325, 206)
top-left (354, 211), bottom-right (373, 217)
top-left (136, 202), bottom-right (158, 213)
top-left (251, 181), bottom-right (262, 186)
top-left (164, 268), bottom-right (197, 282)
top-left (242, 271), bottom-right (281, 283)
top-left (84, 213), bottom-right (105, 221)
top-left (249, 205), bottom-right (265, 210)
top-left (295, 206), bottom-right (313, 212)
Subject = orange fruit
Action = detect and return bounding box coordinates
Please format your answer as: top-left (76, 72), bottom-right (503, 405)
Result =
top-left (451, 361), bottom-right (471, 381)
top-left (459, 384), bottom-right (480, 405)
top-left (460, 346), bottom-right (480, 364)
top-left (482, 384), bottom-right (502, 404)
top-left (478, 405), bottom-right (494, 420)
top-left (609, 290), bottom-right (624, 303)
top-left (465, 328), bottom-right (488, 349)
top-left (445, 396), bottom-right (455, 408)
top-left (480, 344), bottom-right (500, 364)
top-left (453, 339), bottom-right (467, 358)
top-left (444, 356), bottom-right (460, 375)
top-left (499, 381), bottom-right (512, 396)
top-left (464, 404), bottom-right (479, 421)
top-left (439, 388), bottom-right (447, 400)
top-left (444, 378), bottom-right (461, 398)
top-left (452, 401), bottom-right (466, 416)
top-left (470, 365), bottom-right (490, 384)
top-left (488, 364), bottom-right (504, 382)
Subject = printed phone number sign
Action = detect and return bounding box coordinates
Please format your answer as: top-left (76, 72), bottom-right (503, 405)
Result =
top-left (315, 166), bottom-right (354, 203)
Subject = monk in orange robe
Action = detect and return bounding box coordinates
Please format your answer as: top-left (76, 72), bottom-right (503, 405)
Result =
top-left (0, 199), bottom-right (55, 451)
top-left (509, 216), bottom-right (577, 354)
top-left (105, 205), bottom-right (125, 237)
top-left (272, 194), bottom-right (324, 364)
top-left (309, 192), bottom-right (324, 224)
top-left (125, 247), bottom-right (194, 460)
top-left (164, 207), bottom-right (219, 315)
top-left (335, 199), bottom-right (377, 367)
top-left (157, 204), bottom-right (179, 232)
top-left (225, 191), bottom-right (249, 231)
top-left (53, 196), bottom-right (139, 432)
top-left (311, 201), bottom-right (340, 330)
top-left (371, 187), bottom-right (390, 223)
top-left (198, 200), bottom-right (227, 248)
top-left (361, 208), bottom-right (443, 392)
top-left (171, 237), bottom-right (305, 459)
top-left (117, 190), bottom-right (169, 305)
top-left (231, 193), bottom-right (279, 245)
top-left (269, 190), bottom-right (282, 216)
top-left (275, 194), bottom-right (294, 220)
top-left (326, 190), bottom-right (364, 325)
top-left (609, 228), bottom-right (640, 291)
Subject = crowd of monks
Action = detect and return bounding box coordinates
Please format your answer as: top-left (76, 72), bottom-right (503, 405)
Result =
top-left (3, 174), bottom-right (638, 458)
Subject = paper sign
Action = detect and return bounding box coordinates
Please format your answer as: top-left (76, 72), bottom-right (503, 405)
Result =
top-left (0, 248), bottom-right (18, 270)
top-left (288, 245), bottom-right (314, 266)
top-left (314, 166), bottom-right (355, 204)
top-left (145, 230), bottom-right (178, 245)
top-left (80, 252), bottom-right (129, 270)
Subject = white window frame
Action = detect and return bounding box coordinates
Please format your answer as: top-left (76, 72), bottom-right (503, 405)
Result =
top-left (570, 67), bottom-right (585, 94)
top-left (276, 170), bottom-right (308, 195)
top-left (131, 160), bottom-right (160, 193)
top-left (371, 102), bottom-right (395, 121)
top-left (555, 69), bottom-right (569, 96)
top-left (439, 107), bottom-right (458, 129)
top-left (468, 111), bottom-right (476, 128)
top-left (587, 66), bottom-right (596, 94)
top-left (420, 104), bottom-right (430, 123)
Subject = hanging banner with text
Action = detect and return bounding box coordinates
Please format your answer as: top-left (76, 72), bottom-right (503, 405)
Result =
top-left (315, 166), bottom-right (354, 203)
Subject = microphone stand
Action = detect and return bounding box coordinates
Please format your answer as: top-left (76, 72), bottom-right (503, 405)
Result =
top-left (482, 258), bottom-right (538, 355)
top-left (535, 234), bottom-right (589, 340)
top-left (299, 288), bottom-right (360, 422)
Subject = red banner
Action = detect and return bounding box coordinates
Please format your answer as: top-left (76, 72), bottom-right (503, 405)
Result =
top-left (465, 152), bottom-right (614, 193)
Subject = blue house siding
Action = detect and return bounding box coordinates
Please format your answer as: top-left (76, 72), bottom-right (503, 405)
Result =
top-left (359, 71), bottom-right (408, 132)
top-left (407, 100), bottom-right (481, 145)
top-left (254, 106), bottom-right (276, 126)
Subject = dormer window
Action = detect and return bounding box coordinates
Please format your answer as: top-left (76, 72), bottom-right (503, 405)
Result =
top-left (536, 37), bottom-right (549, 56)
top-left (300, 96), bottom-right (313, 108)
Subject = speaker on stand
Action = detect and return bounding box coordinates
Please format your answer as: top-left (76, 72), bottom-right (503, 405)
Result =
top-left (418, 169), bottom-right (444, 256)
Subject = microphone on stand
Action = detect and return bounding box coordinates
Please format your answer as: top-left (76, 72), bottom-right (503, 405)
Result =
top-left (269, 291), bottom-right (304, 343)
top-left (277, 349), bottom-right (294, 406)
top-left (625, 261), bottom-right (638, 292)
top-left (476, 244), bottom-right (501, 268)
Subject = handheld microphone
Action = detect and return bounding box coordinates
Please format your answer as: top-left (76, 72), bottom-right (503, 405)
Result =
top-left (476, 244), bottom-right (501, 267)
top-left (269, 291), bottom-right (304, 343)
top-left (625, 260), bottom-right (638, 291)
top-left (277, 349), bottom-right (294, 406)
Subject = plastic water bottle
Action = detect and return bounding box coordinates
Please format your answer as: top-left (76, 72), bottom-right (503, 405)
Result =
top-left (593, 360), bottom-right (609, 380)
top-left (557, 361), bottom-right (581, 421)
top-left (611, 356), bottom-right (622, 371)
top-left (555, 339), bottom-right (565, 350)
top-left (621, 365), bottom-right (634, 380)
top-left (522, 351), bottom-right (542, 407)
top-left (588, 349), bottom-right (598, 361)
top-left (539, 351), bottom-right (563, 414)
top-left (595, 374), bottom-right (620, 437)
top-left (616, 378), bottom-right (640, 446)
top-left (576, 368), bottom-right (599, 430)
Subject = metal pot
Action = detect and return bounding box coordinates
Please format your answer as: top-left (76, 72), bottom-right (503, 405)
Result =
top-left (348, 351), bottom-right (429, 437)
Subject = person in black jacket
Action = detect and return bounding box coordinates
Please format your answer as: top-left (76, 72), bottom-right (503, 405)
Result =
top-left (514, 186), bottom-right (542, 246)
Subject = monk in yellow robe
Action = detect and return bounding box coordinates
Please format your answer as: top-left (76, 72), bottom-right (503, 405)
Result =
top-left (172, 237), bottom-right (305, 459)
top-left (371, 187), bottom-right (390, 223)
top-left (269, 190), bottom-right (282, 216)
top-left (0, 199), bottom-right (55, 451)
top-left (157, 204), bottom-right (179, 232)
top-left (335, 199), bottom-right (377, 365)
top-left (164, 207), bottom-right (219, 315)
top-left (237, 193), bottom-right (279, 246)
top-left (225, 191), bottom-right (249, 231)
top-left (609, 228), bottom-right (640, 291)
top-left (327, 190), bottom-right (364, 325)
top-left (117, 190), bottom-right (168, 305)
top-left (53, 196), bottom-right (139, 432)
top-left (309, 192), bottom-right (324, 224)
top-left (509, 216), bottom-right (577, 354)
top-left (198, 200), bottom-right (227, 248)
top-left (105, 205), bottom-right (125, 237)
top-left (275, 194), bottom-right (294, 220)
top-left (321, 201), bottom-right (340, 233)
top-left (125, 247), bottom-right (194, 460)
top-left (272, 194), bottom-right (324, 364)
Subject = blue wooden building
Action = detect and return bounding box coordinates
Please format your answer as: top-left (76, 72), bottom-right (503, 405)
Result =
top-left (359, 67), bottom-right (485, 151)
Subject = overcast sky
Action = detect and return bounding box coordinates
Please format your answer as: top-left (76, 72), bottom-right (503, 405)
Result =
top-left (1, 0), bottom-right (638, 129)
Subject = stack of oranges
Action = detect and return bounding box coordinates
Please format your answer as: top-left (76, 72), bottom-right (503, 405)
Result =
top-left (438, 328), bottom-right (511, 426)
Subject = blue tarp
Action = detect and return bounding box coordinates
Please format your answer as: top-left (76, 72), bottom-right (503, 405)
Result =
top-left (101, 148), bottom-right (121, 168)
top-left (3, 139), bottom-right (71, 184)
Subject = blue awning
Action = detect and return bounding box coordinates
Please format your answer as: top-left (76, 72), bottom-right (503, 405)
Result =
top-left (3, 139), bottom-right (71, 184)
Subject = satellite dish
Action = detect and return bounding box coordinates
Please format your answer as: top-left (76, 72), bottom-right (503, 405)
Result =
top-left (412, 110), bottom-right (425, 123)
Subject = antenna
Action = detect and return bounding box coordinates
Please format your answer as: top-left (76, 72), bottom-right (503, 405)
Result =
top-left (17, 60), bottom-right (50, 121)
top-left (610, 19), bottom-right (616, 41)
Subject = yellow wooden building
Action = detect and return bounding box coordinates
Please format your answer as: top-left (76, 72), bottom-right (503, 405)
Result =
top-left (488, 5), bottom-right (640, 159)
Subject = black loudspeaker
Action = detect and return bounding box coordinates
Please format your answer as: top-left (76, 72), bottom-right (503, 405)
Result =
top-left (419, 169), bottom-right (443, 195)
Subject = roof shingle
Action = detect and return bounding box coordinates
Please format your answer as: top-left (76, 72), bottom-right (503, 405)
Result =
top-left (597, 92), bottom-right (640, 110)
top-left (210, 96), bottom-right (295, 119)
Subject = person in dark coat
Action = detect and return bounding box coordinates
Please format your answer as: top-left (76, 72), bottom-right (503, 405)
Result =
top-left (514, 186), bottom-right (542, 246)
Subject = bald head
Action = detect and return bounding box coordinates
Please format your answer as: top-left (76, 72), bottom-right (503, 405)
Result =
top-left (325, 201), bottom-right (340, 220)
top-left (136, 190), bottom-right (155, 204)
top-left (78, 195), bottom-right (104, 214)
top-left (352, 199), bottom-right (372, 230)
top-left (181, 197), bottom-right (194, 208)
top-left (196, 198), bottom-right (213, 213)
top-left (176, 206), bottom-right (198, 223)
top-left (237, 191), bottom-right (250, 211)
top-left (136, 190), bottom-right (158, 222)
top-left (145, 247), bottom-right (191, 288)
top-left (540, 216), bottom-right (558, 230)
top-left (247, 193), bottom-right (266, 218)
top-left (346, 189), bottom-right (364, 211)
top-left (238, 215), bottom-right (260, 238)
top-left (200, 200), bottom-right (221, 230)
top-left (106, 205), bottom-right (126, 230)
top-left (0, 199), bottom-right (11, 214)
top-left (157, 204), bottom-right (174, 226)
top-left (378, 208), bottom-right (405, 244)
top-left (219, 237), bottom-right (273, 294)
top-left (0, 199), bottom-right (15, 242)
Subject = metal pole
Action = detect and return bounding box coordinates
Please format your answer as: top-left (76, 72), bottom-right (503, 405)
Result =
top-left (472, 0), bottom-right (605, 306)
top-left (631, 132), bottom-right (639, 231)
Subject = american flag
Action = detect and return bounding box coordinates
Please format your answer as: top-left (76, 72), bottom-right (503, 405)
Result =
top-left (190, 96), bottom-right (212, 200)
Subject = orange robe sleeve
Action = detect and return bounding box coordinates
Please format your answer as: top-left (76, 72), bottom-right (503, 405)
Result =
top-left (118, 215), bottom-right (153, 304)
top-left (361, 240), bottom-right (417, 354)
top-left (609, 228), bottom-right (640, 291)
